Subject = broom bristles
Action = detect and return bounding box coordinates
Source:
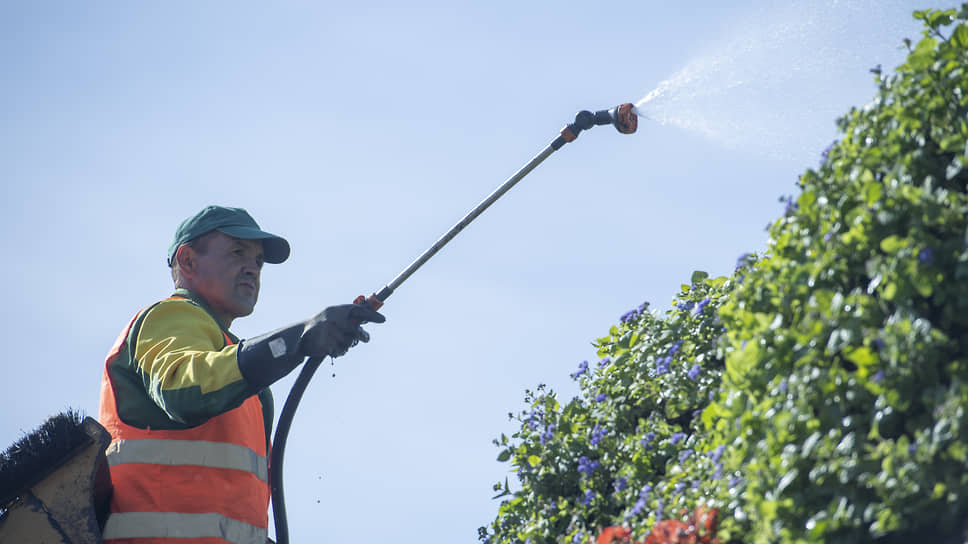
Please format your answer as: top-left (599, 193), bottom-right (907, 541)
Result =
top-left (0, 409), bottom-right (93, 506)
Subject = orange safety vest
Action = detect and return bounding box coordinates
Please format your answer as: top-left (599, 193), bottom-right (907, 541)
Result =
top-left (98, 300), bottom-right (270, 544)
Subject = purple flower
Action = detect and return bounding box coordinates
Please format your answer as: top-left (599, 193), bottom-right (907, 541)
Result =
top-left (526, 409), bottom-right (543, 430)
top-left (669, 341), bottom-right (684, 355)
top-left (653, 356), bottom-right (672, 376)
top-left (641, 432), bottom-right (656, 449)
top-left (615, 477), bottom-right (628, 491)
top-left (820, 141), bottom-right (834, 163)
top-left (873, 337), bottom-right (886, 350)
top-left (599, 356), bottom-right (611, 368)
top-left (628, 497), bottom-right (647, 518)
top-left (735, 253), bottom-right (754, 270)
top-left (693, 298), bottom-right (711, 316)
top-left (620, 309), bottom-right (639, 323)
top-left (708, 445), bottom-right (725, 463)
top-left (655, 498), bottom-right (665, 522)
top-left (781, 194), bottom-right (798, 215)
top-left (590, 425), bottom-right (607, 446)
top-left (626, 485), bottom-right (652, 516)
top-left (571, 360), bottom-right (588, 379)
top-left (872, 370), bottom-right (885, 383)
top-left (729, 476), bottom-right (743, 488)
top-left (779, 379), bottom-right (788, 393)
top-left (540, 424), bottom-right (555, 445)
top-left (670, 432), bottom-right (686, 445)
top-left (687, 364), bottom-right (702, 380)
top-left (712, 463), bottom-right (723, 480)
top-left (578, 456), bottom-right (600, 476)
top-left (674, 482), bottom-right (686, 495)
top-left (676, 301), bottom-right (695, 312)
top-left (581, 489), bottom-right (596, 506)
top-left (918, 248), bottom-right (934, 264)
top-left (679, 449), bottom-right (693, 463)
top-left (595, 393), bottom-right (608, 403)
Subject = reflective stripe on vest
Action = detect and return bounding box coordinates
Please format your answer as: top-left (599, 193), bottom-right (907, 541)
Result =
top-left (106, 438), bottom-right (268, 482)
top-left (102, 512), bottom-right (267, 544)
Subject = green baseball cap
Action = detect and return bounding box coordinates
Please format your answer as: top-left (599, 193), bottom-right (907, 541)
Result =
top-left (167, 205), bottom-right (291, 265)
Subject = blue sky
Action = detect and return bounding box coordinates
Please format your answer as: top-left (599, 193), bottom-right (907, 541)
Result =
top-left (0, 1), bottom-right (954, 542)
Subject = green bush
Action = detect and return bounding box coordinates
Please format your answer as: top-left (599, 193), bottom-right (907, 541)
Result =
top-left (480, 6), bottom-right (968, 544)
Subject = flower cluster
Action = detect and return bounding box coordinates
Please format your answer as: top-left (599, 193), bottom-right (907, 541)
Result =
top-left (590, 425), bottom-right (607, 446)
top-left (577, 455), bottom-right (600, 477)
top-left (619, 302), bottom-right (650, 324)
top-left (570, 360), bottom-right (588, 380)
top-left (540, 424), bottom-right (555, 445)
top-left (627, 484), bottom-right (652, 518)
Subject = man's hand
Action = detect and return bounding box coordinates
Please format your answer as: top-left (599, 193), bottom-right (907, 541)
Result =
top-left (300, 304), bottom-right (386, 358)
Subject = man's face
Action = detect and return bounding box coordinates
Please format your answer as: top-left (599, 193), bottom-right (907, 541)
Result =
top-left (188, 232), bottom-right (265, 325)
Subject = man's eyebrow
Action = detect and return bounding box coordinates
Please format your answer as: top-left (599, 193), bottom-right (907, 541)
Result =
top-left (236, 239), bottom-right (265, 255)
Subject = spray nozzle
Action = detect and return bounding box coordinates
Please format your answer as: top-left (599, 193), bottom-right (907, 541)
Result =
top-left (555, 103), bottom-right (638, 149)
top-left (600, 103), bottom-right (637, 134)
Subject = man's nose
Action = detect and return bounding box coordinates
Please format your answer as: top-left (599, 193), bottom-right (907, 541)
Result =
top-left (242, 260), bottom-right (261, 277)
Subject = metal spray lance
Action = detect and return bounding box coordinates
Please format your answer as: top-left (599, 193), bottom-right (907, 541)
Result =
top-left (270, 102), bottom-right (639, 544)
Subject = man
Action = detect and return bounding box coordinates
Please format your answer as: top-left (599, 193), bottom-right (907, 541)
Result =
top-left (97, 205), bottom-right (385, 543)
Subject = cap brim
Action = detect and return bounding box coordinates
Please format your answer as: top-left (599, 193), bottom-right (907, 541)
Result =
top-left (217, 225), bottom-right (291, 264)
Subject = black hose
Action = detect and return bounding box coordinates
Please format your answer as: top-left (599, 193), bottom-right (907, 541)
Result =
top-left (270, 355), bottom-right (324, 544)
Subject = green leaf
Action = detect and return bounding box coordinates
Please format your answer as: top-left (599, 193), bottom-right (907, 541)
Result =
top-left (913, 273), bottom-right (934, 297)
top-left (907, 37), bottom-right (939, 71)
top-left (691, 270), bottom-right (709, 284)
top-left (844, 346), bottom-right (877, 376)
top-left (953, 24), bottom-right (968, 48)
top-left (497, 449), bottom-right (511, 462)
top-left (882, 281), bottom-right (898, 301)
top-left (879, 235), bottom-right (906, 253)
top-left (726, 340), bottom-right (761, 387)
top-left (927, 10), bottom-right (955, 28)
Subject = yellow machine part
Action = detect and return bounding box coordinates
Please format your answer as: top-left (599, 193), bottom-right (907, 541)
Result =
top-left (0, 417), bottom-right (111, 544)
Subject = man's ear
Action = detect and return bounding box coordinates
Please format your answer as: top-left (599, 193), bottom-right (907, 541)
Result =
top-left (174, 245), bottom-right (197, 278)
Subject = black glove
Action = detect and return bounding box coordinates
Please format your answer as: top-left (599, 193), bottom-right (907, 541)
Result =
top-left (237, 304), bottom-right (386, 390)
top-left (299, 304), bottom-right (385, 358)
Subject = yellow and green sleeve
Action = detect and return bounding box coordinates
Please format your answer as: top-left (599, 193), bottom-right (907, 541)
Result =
top-left (134, 297), bottom-right (250, 425)
top-left (108, 291), bottom-right (273, 439)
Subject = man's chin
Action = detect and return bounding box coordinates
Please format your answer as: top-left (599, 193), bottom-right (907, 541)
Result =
top-left (231, 297), bottom-right (257, 318)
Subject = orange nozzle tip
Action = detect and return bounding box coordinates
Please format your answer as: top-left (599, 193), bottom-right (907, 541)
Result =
top-left (615, 103), bottom-right (637, 134)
